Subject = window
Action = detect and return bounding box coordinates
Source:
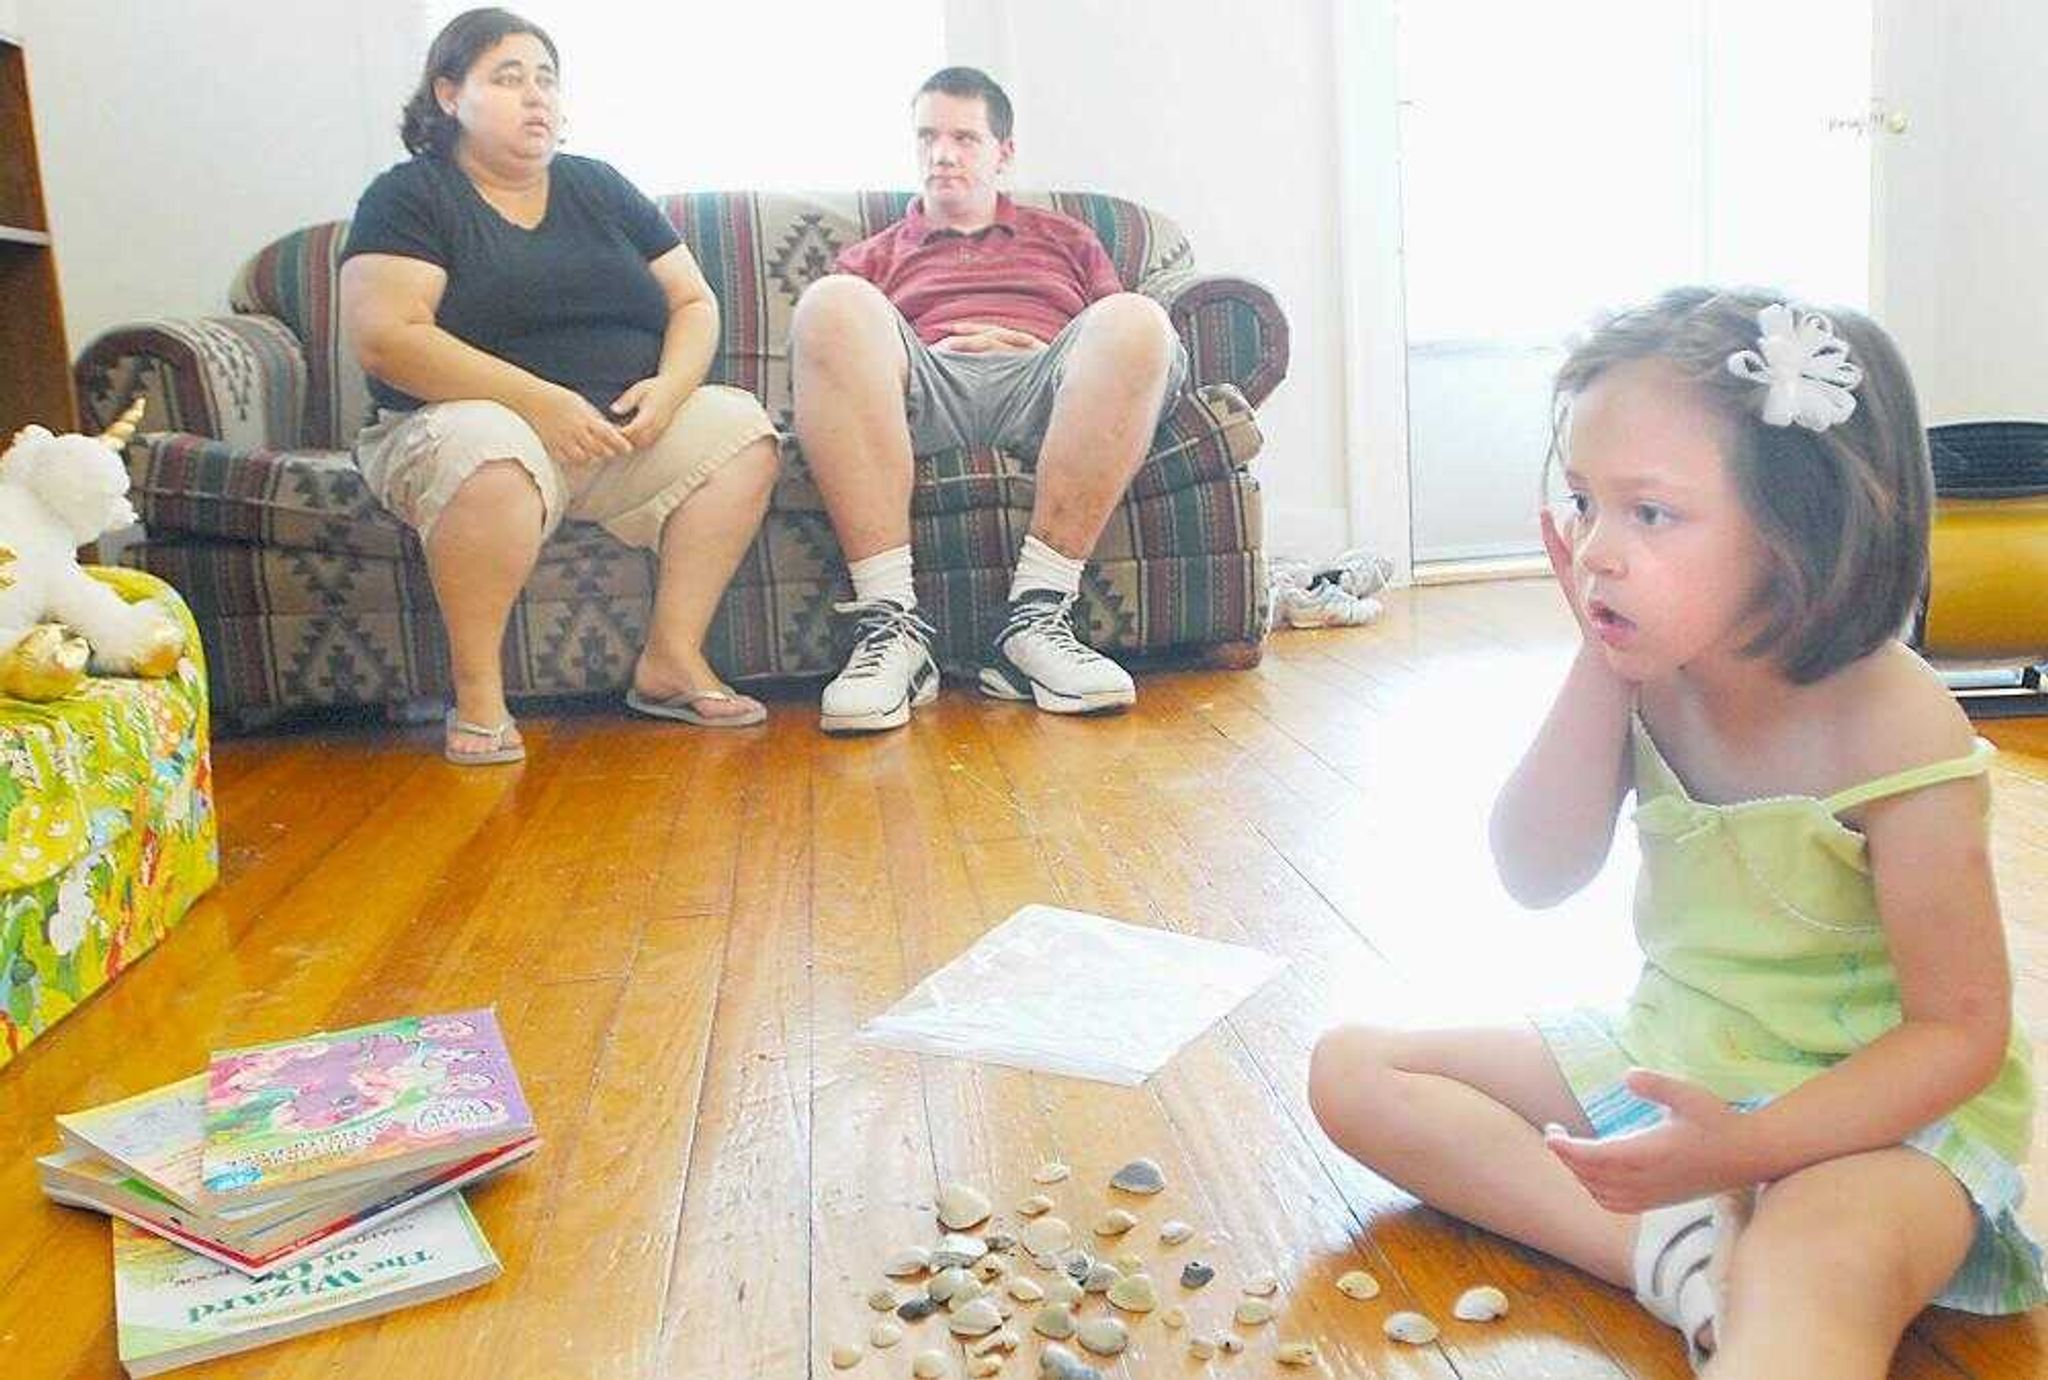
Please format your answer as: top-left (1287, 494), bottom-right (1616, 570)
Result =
top-left (422, 1), bottom-right (944, 191)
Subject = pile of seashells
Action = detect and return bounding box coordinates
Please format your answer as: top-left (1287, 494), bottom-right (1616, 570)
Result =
top-left (829, 1156), bottom-right (1511, 1376)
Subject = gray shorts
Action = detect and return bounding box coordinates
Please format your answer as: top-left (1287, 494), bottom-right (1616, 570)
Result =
top-left (895, 298), bottom-right (1190, 458)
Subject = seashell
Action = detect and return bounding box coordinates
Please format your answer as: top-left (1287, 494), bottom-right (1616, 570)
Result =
top-left (1453, 1284), bottom-right (1510, 1321)
top-left (938, 1182), bottom-right (993, 1231)
top-left (968, 1358), bottom-right (1002, 1378)
top-left (1082, 1261), bottom-right (1122, 1293)
top-left (928, 1266), bottom-right (971, 1303)
top-left (1059, 1250), bottom-right (1093, 1282)
top-left (1033, 1161), bottom-right (1071, 1184)
top-left (1020, 1216), bottom-right (1073, 1258)
top-left (1032, 1302), bottom-right (1077, 1339)
top-left (1277, 1341), bottom-right (1318, 1367)
top-left (983, 1229), bottom-right (1017, 1254)
top-left (1217, 1331), bottom-right (1245, 1354)
top-left (1106, 1272), bottom-right (1158, 1313)
top-left (869, 1319), bottom-right (904, 1348)
top-left (1038, 1343), bottom-right (1105, 1380)
top-left (1233, 1296), bottom-right (1276, 1326)
top-left (975, 1254), bottom-right (1008, 1281)
top-left (1188, 1334), bottom-right (1217, 1359)
top-left (945, 1280), bottom-right (987, 1313)
top-left (1108, 1157), bottom-right (1165, 1194)
top-left (1007, 1275), bottom-right (1044, 1303)
top-left (913, 1349), bottom-right (950, 1378)
top-left (1074, 1315), bottom-right (1130, 1357)
top-left (970, 1326), bottom-right (1021, 1355)
top-left (884, 1247), bottom-right (932, 1278)
top-left (1384, 1310), bottom-right (1440, 1344)
top-left (897, 1294), bottom-right (939, 1322)
top-left (1092, 1209), bottom-right (1138, 1238)
top-left (830, 1342), bottom-right (863, 1369)
top-left (1179, 1260), bottom-right (1215, 1289)
top-left (1018, 1194), bottom-right (1056, 1217)
top-left (933, 1232), bottom-right (990, 1270)
top-left (1242, 1271), bottom-right (1280, 1297)
top-left (1336, 1268), bottom-right (1380, 1301)
top-left (1157, 1219), bottom-right (1193, 1246)
top-left (947, 1296), bottom-right (1004, 1337)
top-left (1160, 1304), bottom-right (1187, 1330)
top-left (1044, 1277), bottom-right (1084, 1307)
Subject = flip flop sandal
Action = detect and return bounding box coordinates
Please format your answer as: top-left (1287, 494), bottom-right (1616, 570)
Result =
top-left (444, 710), bottom-right (526, 765)
top-left (624, 686), bottom-right (768, 728)
top-left (1634, 1198), bottom-right (1723, 1369)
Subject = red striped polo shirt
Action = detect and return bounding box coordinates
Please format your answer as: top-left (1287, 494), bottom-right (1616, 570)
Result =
top-left (833, 194), bottom-right (1125, 346)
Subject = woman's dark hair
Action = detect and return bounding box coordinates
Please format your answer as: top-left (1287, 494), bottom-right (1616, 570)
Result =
top-left (400, 8), bottom-right (559, 157)
top-left (1550, 286), bottom-right (1932, 685)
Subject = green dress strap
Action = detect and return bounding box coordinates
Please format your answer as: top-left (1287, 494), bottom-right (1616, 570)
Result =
top-left (1819, 738), bottom-right (1995, 817)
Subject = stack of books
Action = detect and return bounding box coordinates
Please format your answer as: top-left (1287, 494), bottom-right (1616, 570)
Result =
top-left (40, 1008), bottom-right (538, 1376)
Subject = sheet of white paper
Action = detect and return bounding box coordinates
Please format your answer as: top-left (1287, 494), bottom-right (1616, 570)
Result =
top-left (855, 905), bottom-right (1288, 1085)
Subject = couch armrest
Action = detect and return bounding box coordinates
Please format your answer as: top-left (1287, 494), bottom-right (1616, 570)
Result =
top-left (1138, 270), bottom-right (1290, 409)
top-left (75, 315), bottom-right (310, 451)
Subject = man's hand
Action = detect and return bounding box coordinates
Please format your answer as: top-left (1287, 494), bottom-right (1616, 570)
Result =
top-left (932, 321), bottom-right (1047, 354)
top-left (1543, 1070), bottom-right (1762, 1213)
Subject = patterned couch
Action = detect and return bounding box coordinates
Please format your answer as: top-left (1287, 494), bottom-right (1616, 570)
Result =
top-left (73, 190), bottom-right (1288, 727)
top-left (0, 570), bottom-right (217, 1071)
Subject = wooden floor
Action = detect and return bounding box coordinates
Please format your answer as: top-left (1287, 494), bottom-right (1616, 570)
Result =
top-left (2, 580), bottom-right (2044, 1379)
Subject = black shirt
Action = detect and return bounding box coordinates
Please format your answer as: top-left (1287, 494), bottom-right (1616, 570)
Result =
top-left (341, 153), bottom-right (682, 413)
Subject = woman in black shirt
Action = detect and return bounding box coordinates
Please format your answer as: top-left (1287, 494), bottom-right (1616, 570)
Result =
top-left (340, 7), bottom-right (778, 763)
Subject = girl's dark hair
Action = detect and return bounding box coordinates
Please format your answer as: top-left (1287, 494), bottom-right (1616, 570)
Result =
top-left (400, 8), bottom-right (559, 157)
top-left (1550, 287), bottom-right (1932, 685)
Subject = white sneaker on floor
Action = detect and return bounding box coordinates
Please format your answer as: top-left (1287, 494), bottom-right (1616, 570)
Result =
top-left (978, 590), bottom-right (1136, 714)
top-left (819, 599), bottom-right (939, 734)
top-left (1279, 582), bottom-right (1384, 629)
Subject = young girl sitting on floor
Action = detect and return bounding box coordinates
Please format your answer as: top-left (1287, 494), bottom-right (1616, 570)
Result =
top-left (1308, 287), bottom-right (2043, 1376)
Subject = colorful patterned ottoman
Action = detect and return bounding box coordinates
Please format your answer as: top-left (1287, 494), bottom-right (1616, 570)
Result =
top-left (0, 569), bottom-right (217, 1071)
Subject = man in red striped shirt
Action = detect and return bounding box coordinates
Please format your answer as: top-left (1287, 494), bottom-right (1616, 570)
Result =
top-left (792, 67), bottom-right (1188, 735)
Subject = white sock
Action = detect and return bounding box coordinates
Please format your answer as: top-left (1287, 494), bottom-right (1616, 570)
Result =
top-left (1008, 534), bottom-right (1085, 602)
top-left (848, 544), bottom-right (916, 608)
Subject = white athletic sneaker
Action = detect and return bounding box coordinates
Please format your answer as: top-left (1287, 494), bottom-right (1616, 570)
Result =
top-left (978, 590), bottom-right (1136, 714)
top-left (1279, 582), bottom-right (1384, 629)
top-left (819, 599), bottom-right (939, 734)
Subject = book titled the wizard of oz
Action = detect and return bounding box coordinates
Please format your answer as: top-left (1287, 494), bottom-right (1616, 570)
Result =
top-left (113, 1192), bottom-right (499, 1376)
top-left (201, 1009), bottom-right (533, 1202)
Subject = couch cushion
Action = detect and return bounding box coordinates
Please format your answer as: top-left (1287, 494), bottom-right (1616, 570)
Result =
top-left (132, 384), bottom-right (1261, 561)
top-left (0, 571), bottom-right (211, 892)
top-left (231, 223), bottom-right (376, 452)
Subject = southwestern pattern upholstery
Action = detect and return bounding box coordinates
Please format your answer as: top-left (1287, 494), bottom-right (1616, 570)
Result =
top-left (75, 191), bottom-right (1288, 724)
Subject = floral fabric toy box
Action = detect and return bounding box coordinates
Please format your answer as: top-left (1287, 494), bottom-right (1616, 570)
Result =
top-left (0, 569), bottom-right (217, 1070)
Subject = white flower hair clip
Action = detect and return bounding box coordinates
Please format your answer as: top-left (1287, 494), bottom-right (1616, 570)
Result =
top-left (1725, 303), bottom-right (1863, 431)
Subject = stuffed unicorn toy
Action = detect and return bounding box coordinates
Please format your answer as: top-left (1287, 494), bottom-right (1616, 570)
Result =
top-left (0, 398), bottom-right (184, 700)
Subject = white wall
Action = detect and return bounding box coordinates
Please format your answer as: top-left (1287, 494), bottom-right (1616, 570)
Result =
top-left (18, 0), bottom-right (424, 351)
top-left (946, 0), bottom-right (1357, 558)
top-left (0, 1), bottom-right (19, 38)
top-left (1873, 0), bottom-right (2048, 424)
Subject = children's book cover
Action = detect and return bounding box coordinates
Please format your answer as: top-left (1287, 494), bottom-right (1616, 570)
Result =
top-left (201, 1009), bottom-right (533, 1200)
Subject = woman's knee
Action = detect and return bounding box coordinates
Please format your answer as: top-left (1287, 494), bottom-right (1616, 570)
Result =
top-left (436, 458), bottom-right (547, 538)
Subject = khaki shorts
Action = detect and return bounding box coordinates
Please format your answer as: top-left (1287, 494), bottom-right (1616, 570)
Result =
top-left (353, 384), bottom-right (776, 550)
